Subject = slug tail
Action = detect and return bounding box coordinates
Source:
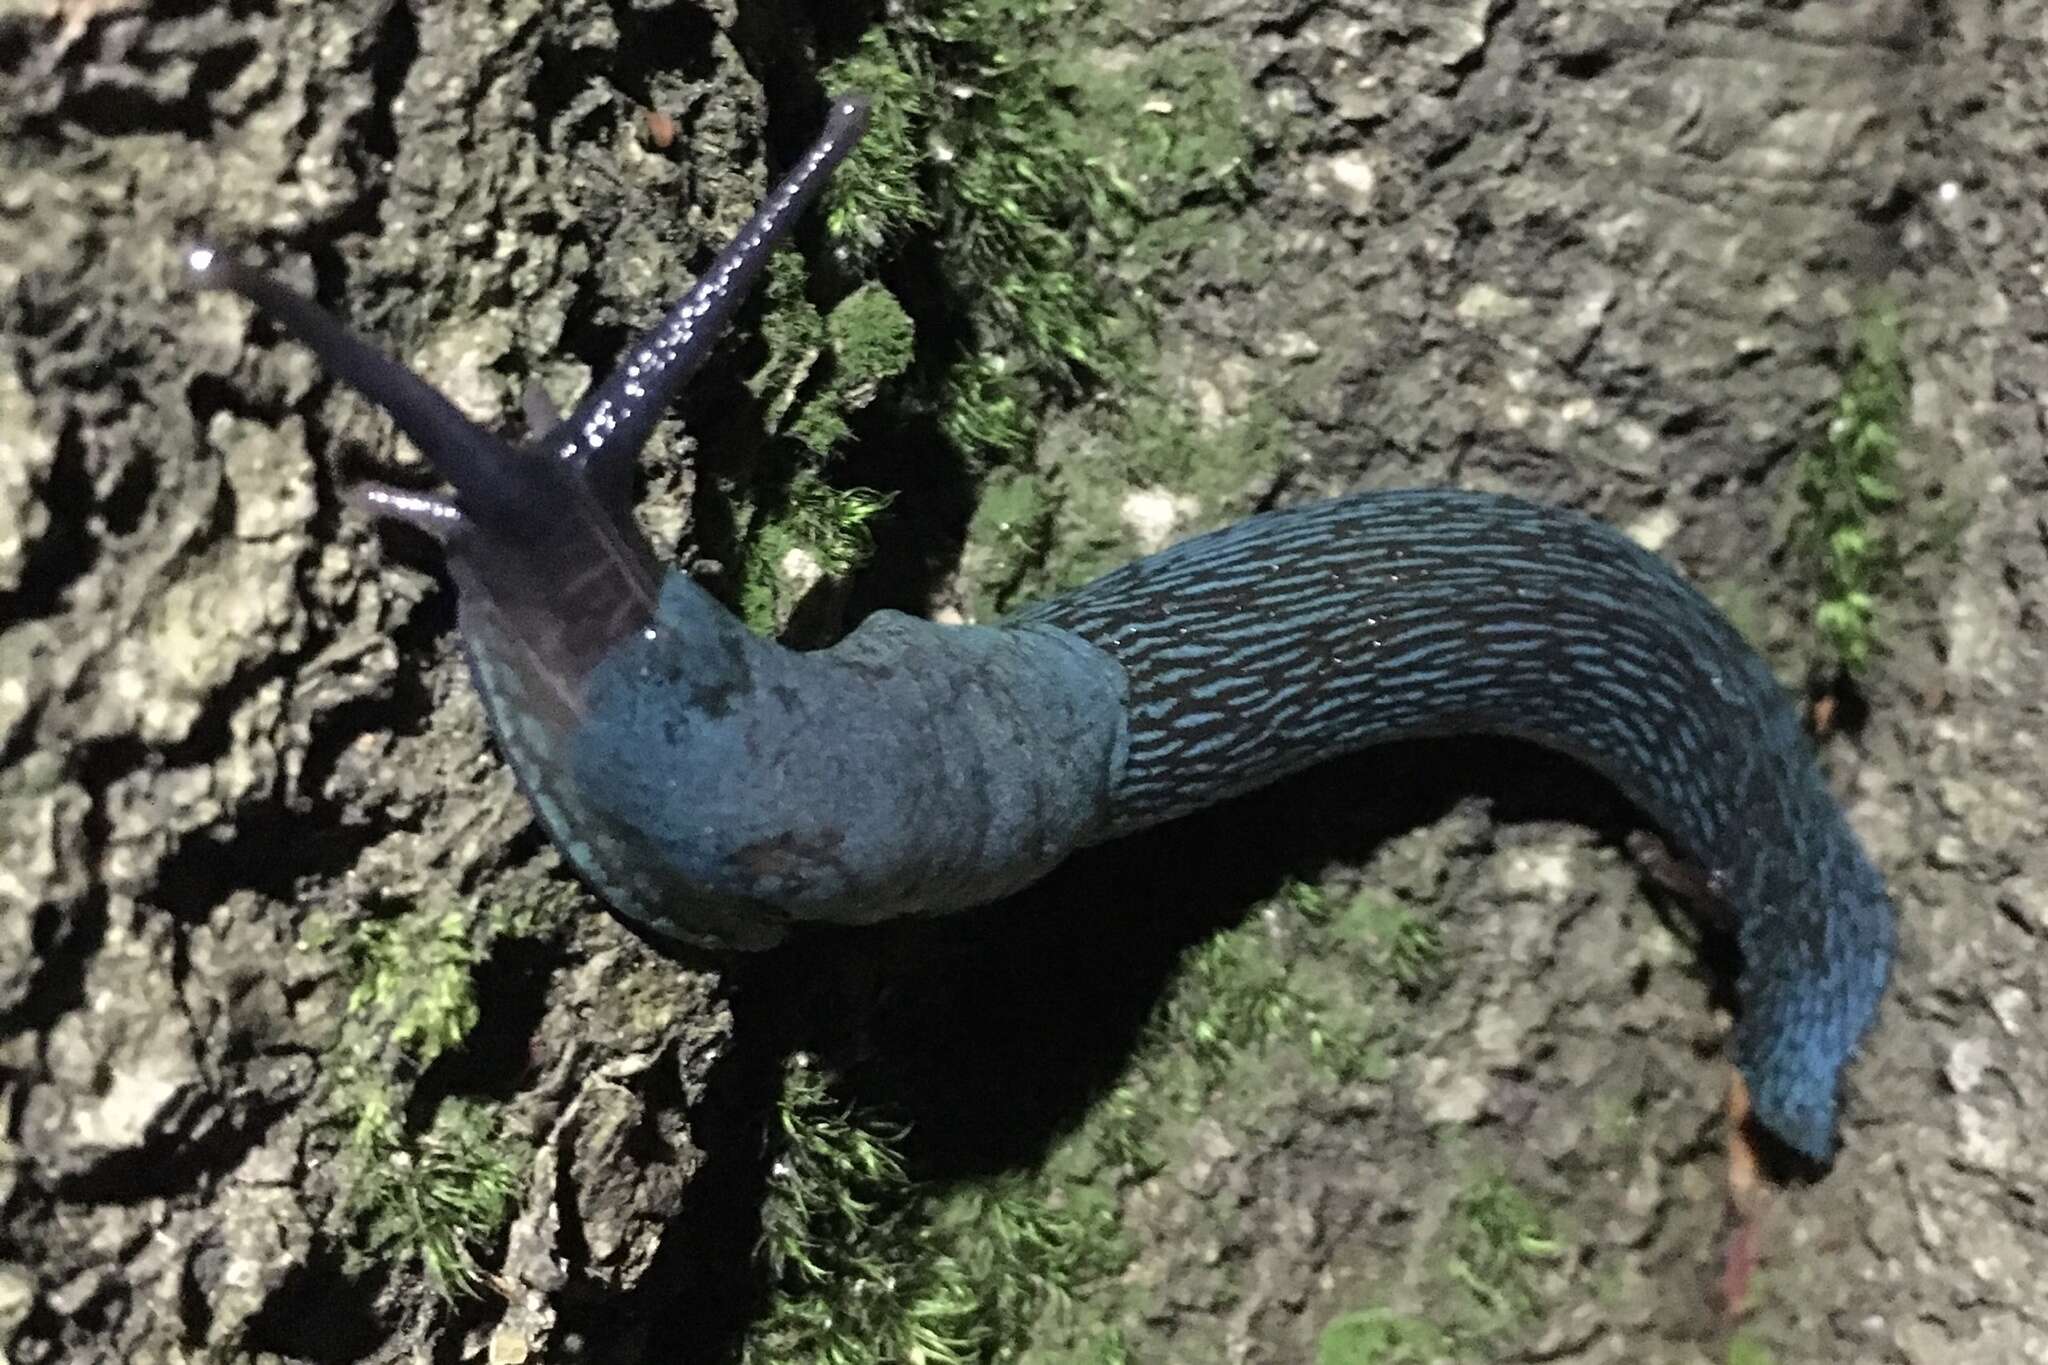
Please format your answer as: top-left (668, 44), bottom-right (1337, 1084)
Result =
top-left (1020, 489), bottom-right (1897, 1162)
top-left (1734, 861), bottom-right (1895, 1162)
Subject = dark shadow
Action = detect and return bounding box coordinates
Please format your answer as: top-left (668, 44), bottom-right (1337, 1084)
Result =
top-left (577, 969), bottom-right (785, 1365)
top-left (241, 1243), bottom-right (390, 1363)
top-left (736, 733), bottom-right (1684, 1182)
top-left (644, 728), bottom-right (1767, 1364)
top-left (429, 930), bottom-right (562, 1105)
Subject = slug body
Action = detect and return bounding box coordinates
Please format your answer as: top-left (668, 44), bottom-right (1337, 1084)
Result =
top-left (191, 96), bottom-right (1892, 1163)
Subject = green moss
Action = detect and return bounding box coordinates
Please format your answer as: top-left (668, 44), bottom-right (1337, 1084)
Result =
top-left (702, 5), bottom-right (1274, 647)
top-left (817, 2), bottom-right (1256, 466)
top-left (736, 254), bottom-right (910, 633)
top-left (821, 12), bottom-right (1137, 444)
top-left (749, 251), bottom-right (830, 435)
top-left (739, 470), bottom-right (894, 632)
top-left (823, 29), bottom-right (937, 269)
top-left (1114, 391), bottom-right (1288, 512)
top-left (1134, 878), bottom-right (1421, 1114)
top-left (1167, 916), bottom-right (1381, 1084)
top-left (962, 469), bottom-right (1058, 619)
top-left (1792, 298), bottom-right (1908, 676)
top-left (745, 1056), bottom-right (1127, 1365)
top-left (1097, 45), bottom-right (1254, 279)
top-left (1334, 894), bottom-right (1448, 997)
top-left (748, 257), bottom-right (916, 459)
top-left (737, 876), bottom-right (1429, 1361)
top-left (315, 903), bottom-right (527, 1297)
top-left (941, 356), bottom-right (1038, 468)
top-left (1130, 883), bottom-right (1437, 1093)
top-left (740, 866), bottom-right (1459, 1359)
top-left (1316, 1309), bottom-right (1451, 1365)
top-left (931, 65), bottom-right (1142, 398)
top-left (347, 1098), bottom-right (523, 1296)
top-left (826, 285), bottom-right (918, 397)
top-left (1441, 1173), bottom-right (1562, 1333)
top-left (1169, 881), bottom-right (1412, 1086)
top-left (790, 284), bottom-right (918, 455)
top-left (482, 877), bottom-right (580, 941)
top-left (1314, 1172), bottom-right (1565, 1363)
top-left (1726, 1333), bottom-right (1778, 1365)
top-left (1069, 1079), bottom-right (1162, 1182)
top-left (722, 6), bottom-right (1279, 633)
top-left (338, 907), bottom-right (481, 1066)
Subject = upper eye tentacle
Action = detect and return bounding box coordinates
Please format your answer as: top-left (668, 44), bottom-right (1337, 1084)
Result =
top-left (347, 482), bottom-right (467, 541)
top-left (185, 246), bottom-right (531, 530)
top-left (551, 94), bottom-right (872, 514)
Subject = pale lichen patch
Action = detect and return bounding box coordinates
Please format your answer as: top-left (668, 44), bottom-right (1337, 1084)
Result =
top-left (1119, 486), bottom-right (1201, 553)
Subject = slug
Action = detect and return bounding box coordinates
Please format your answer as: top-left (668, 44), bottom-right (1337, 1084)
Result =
top-left (188, 94), bottom-right (1893, 1165)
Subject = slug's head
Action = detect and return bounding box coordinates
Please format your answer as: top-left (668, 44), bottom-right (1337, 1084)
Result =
top-left (185, 242), bottom-right (669, 774)
top-left (186, 97), bottom-right (871, 948)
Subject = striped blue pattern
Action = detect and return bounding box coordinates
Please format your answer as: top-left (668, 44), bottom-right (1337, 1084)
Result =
top-left (1016, 489), bottom-right (1894, 1159)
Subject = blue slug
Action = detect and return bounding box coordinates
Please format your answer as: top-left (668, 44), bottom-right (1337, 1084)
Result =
top-left (190, 95), bottom-right (1893, 1163)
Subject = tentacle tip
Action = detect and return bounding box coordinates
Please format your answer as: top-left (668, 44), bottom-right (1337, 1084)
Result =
top-left (826, 92), bottom-right (872, 140)
top-left (184, 243), bottom-right (225, 285)
top-left (184, 242), bottom-right (263, 302)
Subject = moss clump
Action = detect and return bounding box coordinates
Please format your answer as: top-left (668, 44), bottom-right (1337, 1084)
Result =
top-left (792, 283), bottom-right (917, 455)
top-left (824, 43), bottom-right (936, 271)
top-left (1441, 1173), bottom-right (1563, 1334)
top-left (1159, 881), bottom-right (1441, 1085)
top-left (820, 3), bottom-right (1256, 465)
top-left (1167, 911), bottom-right (1383, 1084)
top-left (712, 6), bottom-right (1271, 635)
top-left (1726, 1333), bottom-right (1778, 1365)
top-left (1316, 1309), bottom-right (1451, 1365)
top-left (824, 13), bottom-right (1136, 416)
top-left (1334, 894), bottom-right (1448, 997)
top-left (309, 903), bottom-right (527, 1297)
top-left (746, 255), bottom-right (916, 458)
top-left (336, 907), bottom-right (481, 1063)
top-left (961, 469), bottom-right (1059, 621)
top-left (745, 1056), bottom-right (1126, 1365)
top-left (348, 1098), bottom-right (522, 1296)
top-left (741, 869), bottom-right (1451, 1360)
top-left (739, 469), bottom-right (894, 632)
top-left (1101, 45), bottom-right (1257, 279)
top-left (737, 251), bottom-right (910, 633)
top-left (940, 355), bottom-right (1038, 471)
top-left (1793, 299), bottom-right (1908, 675)
top-left (1314, 1172), bottom-right (1564, 1362)
top-left (748, 251), bottom-right (831, 436)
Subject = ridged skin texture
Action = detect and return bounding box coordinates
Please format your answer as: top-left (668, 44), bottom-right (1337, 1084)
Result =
top-left (550, 574), bottom-right (1124, 951)
top-left (1015, 490), bottom-right (1894, 1159)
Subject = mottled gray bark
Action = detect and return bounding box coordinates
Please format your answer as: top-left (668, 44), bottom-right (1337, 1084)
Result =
top-left (1, 0), bottom-right (2042, 1361)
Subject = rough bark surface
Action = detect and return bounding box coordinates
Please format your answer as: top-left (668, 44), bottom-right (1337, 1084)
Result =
top-left (2, 0), bottom-right (2043, 1362)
